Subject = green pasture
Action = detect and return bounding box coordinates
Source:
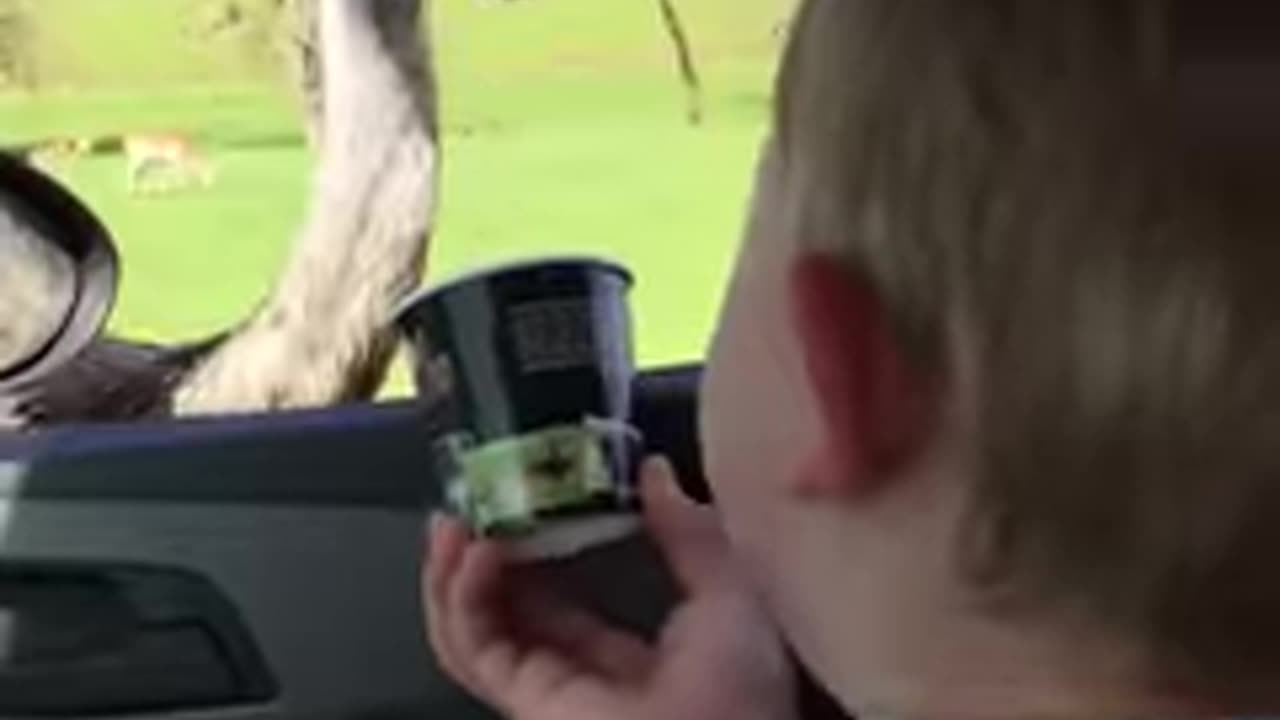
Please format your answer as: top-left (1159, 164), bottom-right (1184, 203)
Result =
top-left (1, 0), bottom-right (787, 390)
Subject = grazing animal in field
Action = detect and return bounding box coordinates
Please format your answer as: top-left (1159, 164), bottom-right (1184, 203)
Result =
top-left (125, 133), bottom-right (217, 195)
top-left (24, 136), bottom-right (91, 178)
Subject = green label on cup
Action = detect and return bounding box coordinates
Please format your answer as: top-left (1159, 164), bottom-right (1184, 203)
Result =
top-left (445, 424), bottom-right (616, 536)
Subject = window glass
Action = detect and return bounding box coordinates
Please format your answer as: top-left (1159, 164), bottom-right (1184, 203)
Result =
top-left (0, 0), bottom-right (789, 412)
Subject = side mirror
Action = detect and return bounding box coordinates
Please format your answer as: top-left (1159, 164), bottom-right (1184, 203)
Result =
top-left (0, 152), bottom-right (118, 394)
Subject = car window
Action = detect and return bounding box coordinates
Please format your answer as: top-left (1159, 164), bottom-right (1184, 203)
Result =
top-left (0, 0), bottom-right (789, 418)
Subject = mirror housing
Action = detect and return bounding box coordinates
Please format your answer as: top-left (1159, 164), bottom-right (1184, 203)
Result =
top-left (0, 152), bottom-right (118, 395)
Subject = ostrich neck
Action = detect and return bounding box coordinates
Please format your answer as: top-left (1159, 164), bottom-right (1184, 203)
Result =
top-left (174, 0), bottom-right (439, 414)
top-left (273, 0), bottom-right (436, 319)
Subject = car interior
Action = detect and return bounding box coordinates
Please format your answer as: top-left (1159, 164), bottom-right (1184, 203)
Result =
top-left (0, 367), bottom-right (699, 719)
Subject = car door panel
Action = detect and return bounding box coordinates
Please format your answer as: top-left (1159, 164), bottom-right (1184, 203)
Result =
top-left (0, 367), bottom-right (848, 719)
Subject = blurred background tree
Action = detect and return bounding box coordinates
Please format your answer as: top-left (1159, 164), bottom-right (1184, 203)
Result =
top-left (193, 0), bottom-right (322, 145)
top-left (0, 0), bottom-right (37, 92)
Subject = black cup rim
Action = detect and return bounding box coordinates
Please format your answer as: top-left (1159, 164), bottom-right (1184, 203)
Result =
top-left (394, 256), bottom-right (634, 325)
top-left (0, 152), bottom-right (119, 391)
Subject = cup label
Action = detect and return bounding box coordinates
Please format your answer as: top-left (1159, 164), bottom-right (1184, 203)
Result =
top-left (440, 423), bottom-right (627, 536)
top-left (508, 298), bottom-right (596, 374)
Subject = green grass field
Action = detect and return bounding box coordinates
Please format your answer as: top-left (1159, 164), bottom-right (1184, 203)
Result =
top-left (1, 0), bottom-right (786, 389)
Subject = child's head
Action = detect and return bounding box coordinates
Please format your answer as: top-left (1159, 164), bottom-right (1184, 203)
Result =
top-left (702, 0), bottom-right (1280, 713)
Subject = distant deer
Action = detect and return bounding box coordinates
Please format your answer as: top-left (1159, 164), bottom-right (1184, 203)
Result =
top-left (125, 133), bottom-right (216, 195)
top-left (25, 136), bottom-right (91, 177)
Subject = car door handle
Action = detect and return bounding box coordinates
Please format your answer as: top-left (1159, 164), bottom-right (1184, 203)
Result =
top-left (0, 562), bottom-right (277, 717)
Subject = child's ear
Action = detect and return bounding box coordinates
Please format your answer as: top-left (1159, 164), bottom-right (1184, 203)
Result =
top-left (788, 254), bottom-right (937, 500)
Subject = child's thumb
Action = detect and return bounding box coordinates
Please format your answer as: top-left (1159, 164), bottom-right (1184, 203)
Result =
top-left (640, 456), bottom-right (729, 592)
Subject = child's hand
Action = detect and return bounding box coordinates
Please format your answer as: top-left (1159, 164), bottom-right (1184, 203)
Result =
top-left (424, 457), bottom-right (798, 720)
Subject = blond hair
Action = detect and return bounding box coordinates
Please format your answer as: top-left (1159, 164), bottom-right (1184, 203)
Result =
top-left (778, 0), bottom-right (1280, 692)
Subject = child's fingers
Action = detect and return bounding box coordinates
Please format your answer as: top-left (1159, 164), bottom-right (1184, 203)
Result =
top-left (448, 540), bottom-right (519, 697)
top-left (423, 514), bottom-right (483, 695)
top-left (426, 513), bottom-right (469, 611)
top-left (641, 456), bottom-right (732, 594)
top-left (513, 585), bottom-right (654, 681)
top-left (446, 543), bottom-right (602, 715)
